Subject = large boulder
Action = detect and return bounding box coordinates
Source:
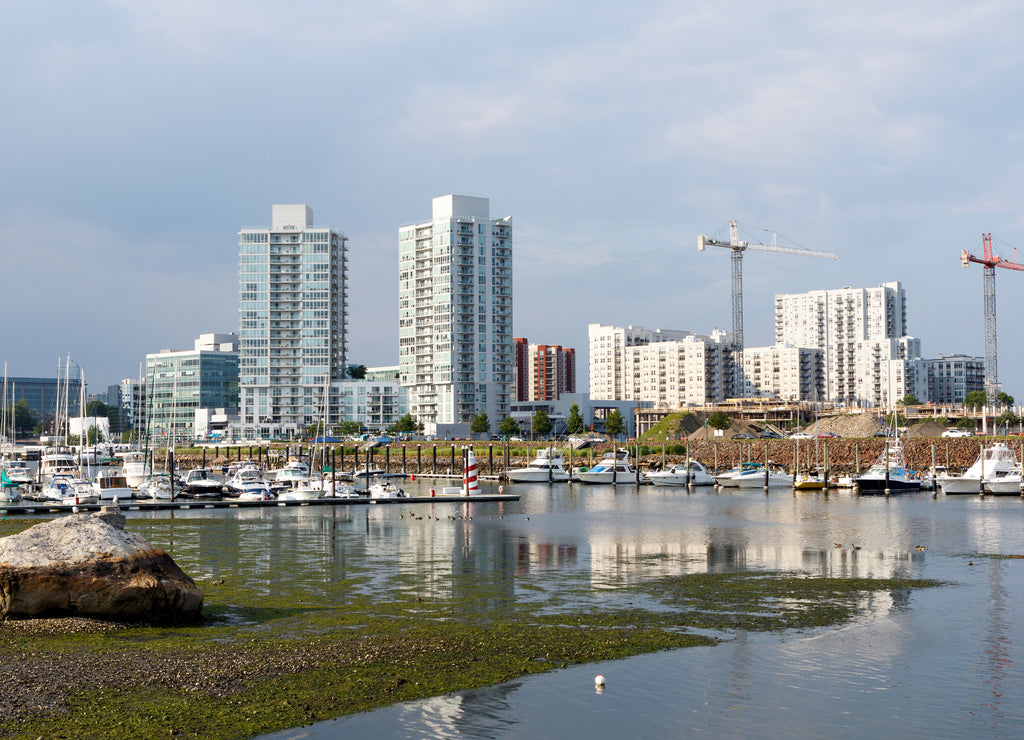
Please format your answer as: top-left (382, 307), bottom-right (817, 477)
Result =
top-left (0, 510), bottom-right (203, 622)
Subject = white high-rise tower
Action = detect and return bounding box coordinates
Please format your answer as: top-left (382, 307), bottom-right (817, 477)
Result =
top-left (238, 205), bottom-right (348, 438)
top-left (399, 195), bottom-right (513, 433)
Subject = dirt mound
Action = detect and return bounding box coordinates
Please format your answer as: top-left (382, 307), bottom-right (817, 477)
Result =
top-left (905, 419), bottom-right (949, 438)
top-left (799, 413), bottom-right (886, 439)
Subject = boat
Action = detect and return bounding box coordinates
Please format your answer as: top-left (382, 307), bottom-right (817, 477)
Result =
top-left (368, 480), bottom-right (407, 498)
top-left (38, 450), bottom-right (80, 484)
top-left (37, 473), bottom-right (77, 502)
top-left (505, 447), bottom-right (571, 483)
top-left (119, 450), bottom-right (152, 489)
top-left (0, 468), bottom-right (23, 502)
top-left (714, 462), bottom-right (763, 487)
top-left (225, 467), bottom-right (273, 500)
top-left (647, 460), bottom-right (715, 486)
top-left (793, 470), bottom-right (827, 490)
top-left (854, 440), bottom-right (922, 493)
top-left (731, 463), bottom-right (793, 488)
top-left (93, 468), bottom-right (132, 501)
top-left (268, 461), bottom-right (311, 493)
top-left (180, 467), bottom-right (224, 497)
top-left (1, 459), bottom-right (35, 487)
top-left (937, 442), bottom-right (1022, 495)
top-left (577, 449), bottom-right (646, 484)
top-left (136, 472), bottom-right (175, 500)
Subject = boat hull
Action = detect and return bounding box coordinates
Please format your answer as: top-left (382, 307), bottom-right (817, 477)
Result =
top-left (506, 470), bottom-right (571, 483)
top-left (855, 476), bottom-right (921, 493)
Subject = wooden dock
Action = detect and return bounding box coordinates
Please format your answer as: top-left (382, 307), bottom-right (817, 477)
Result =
top-left (0, 493), bottom-right (520, 516)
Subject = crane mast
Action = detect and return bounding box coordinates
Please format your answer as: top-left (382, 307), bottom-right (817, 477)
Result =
top-left (699, 220), bottom-right (838, 394)
top-left (960, 233), bottom-right (1024, 405)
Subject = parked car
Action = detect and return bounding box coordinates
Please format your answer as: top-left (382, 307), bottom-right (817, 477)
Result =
top-left (942, 429), bottom-right (972, 438)
top-left (734, 433), bottom-right (755, 439)
top-left (817, 432), bottom-right (839, 438)
top-left (759, 430), bottom-right (782, 439)
top-left (790, 432), bottom-right (814, 440)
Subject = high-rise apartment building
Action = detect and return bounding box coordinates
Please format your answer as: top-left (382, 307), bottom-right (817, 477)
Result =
top-left (588, 324), bottom-right (734, 406)
top-left (774, 282), bottom-right (919, 405)
top-left (399, 195), bottom-right (513, 433)
top-left (740, 344), bottom-right (824, 401)
top-left (513, 338), bottom-right (576, 402)
top-left (238, 205), bottom-right (348, 438)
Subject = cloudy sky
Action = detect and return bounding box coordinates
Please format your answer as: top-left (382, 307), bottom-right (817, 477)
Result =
top-left (4, 1), bottom-right (1024, 398)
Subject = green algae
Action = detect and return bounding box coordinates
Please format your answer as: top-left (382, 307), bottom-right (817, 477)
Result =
top-left (0, 517), bottom-right (944, 739)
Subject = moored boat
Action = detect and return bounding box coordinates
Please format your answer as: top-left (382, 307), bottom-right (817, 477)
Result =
top-left (506, 447), bottom-right (571, 483)
top-left (647, 460), bottom-right (714, 486)
top-left (937, 442), bottom-right (1022, 495)
top-left (855, 440), bottom-right (921, 493)
top-left (576, 449), bottom-right (646, 484)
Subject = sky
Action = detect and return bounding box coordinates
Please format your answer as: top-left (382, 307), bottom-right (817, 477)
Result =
top-left (4, 1), bottom-right (1024, 398)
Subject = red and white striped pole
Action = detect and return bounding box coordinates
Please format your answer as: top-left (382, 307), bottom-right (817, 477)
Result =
top-left (465, 447), bottom-right (478, 496)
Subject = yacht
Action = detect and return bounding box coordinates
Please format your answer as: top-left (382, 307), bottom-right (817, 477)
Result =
top-left (937, 442), bottom-right (1022, 495)
top-left (1, 459), bottom-right (36, 487)
top-left (93, 468), bottom-right (132, 501)
top-left (506, 448), bottom-right (571, 483)
top-left (119, 450), bottom-right (152, 489)
top-left (180, 467), bottom-right (224, 497)
top-left (136, 473), bottom-right (174, 500)
top-left (647, 460), bottom-right (715, 486)
top-left (731, 463), bottom-right (793, 488)
top-left (577, 450), bottom-right (646, 484)
top-left (715, 463), bottom-right (763, 487)
top-left (225, 467), bottom-right (273, 500)
top-left (269, 461), bottom-right (311, 493)
top-left (368, 480), bottom-right (407, 498)
top-left (39, 450), bottom-right (80, 484)
top-left (854, 441), bottom-right (922, 493)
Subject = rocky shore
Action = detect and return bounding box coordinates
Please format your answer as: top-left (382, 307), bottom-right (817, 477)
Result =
top-left (165, 437), bottom-right (1015, 479)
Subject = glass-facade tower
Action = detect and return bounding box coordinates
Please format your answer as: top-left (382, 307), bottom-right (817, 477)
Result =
top-left (238, 205), bottom-right (348, 438)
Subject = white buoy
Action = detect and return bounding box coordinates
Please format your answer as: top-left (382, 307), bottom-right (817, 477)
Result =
top-left (594, 674), bottom-right (606, 686)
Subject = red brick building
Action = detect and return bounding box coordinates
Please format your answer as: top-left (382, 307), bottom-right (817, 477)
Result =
top-left (513, 338), bottom-right (576, 402)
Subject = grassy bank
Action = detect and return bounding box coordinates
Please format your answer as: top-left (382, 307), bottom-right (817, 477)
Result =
top-left (0, 516), bottom-right (942, 739)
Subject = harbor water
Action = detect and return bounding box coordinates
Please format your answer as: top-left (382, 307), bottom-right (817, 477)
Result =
top-left (119, 480), bottom-right (1024, 738)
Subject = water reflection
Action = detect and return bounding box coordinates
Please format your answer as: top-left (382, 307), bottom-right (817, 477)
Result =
top-left (101, 481), bottom-right (1024, 738)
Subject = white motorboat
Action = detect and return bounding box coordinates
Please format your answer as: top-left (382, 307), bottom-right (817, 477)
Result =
top-left (119, 450), bottom-right (152, 489)
top-left (39, 450), bottom-right (80, 484)
top-left (647, 460), bottom-right (715, 486)
top-left (731, 464), bottom-right (793, 488)
top-left (715, 463), bottom-right (763, 487)
top-left (226, 468), bottom-right (273, 500)
top-left (181, 467), bottom-right (224, 497)
top-left (93, 468), bottom-right (132, 501)
top-left (937, 442), bottom-right (1022, 495)
top-left (136, 473), bottom-right (174, 500)
top-left (505, 447), bottom-right (571, 483)
top-left (269, 461), bottom-right (311, 492)
top-left (576, 449), bottom-right (646, 484)
top-left (2, 459), bottom-right (35, 486)
top-left (38, 473), bottom-right (78, 502)
top-left (854, 440), bottom-right (922, 493)
top-left (368, 480), bottom-right (407, 498)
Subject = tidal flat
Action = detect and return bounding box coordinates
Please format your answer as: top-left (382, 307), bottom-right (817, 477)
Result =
top-left (0, 515), bottom-right (941, 739)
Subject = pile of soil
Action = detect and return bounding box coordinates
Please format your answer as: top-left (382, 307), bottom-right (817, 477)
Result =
top-left (905, 420), bottom-right (949, 438)
top-left (799, 413), bottom-right (886, 439)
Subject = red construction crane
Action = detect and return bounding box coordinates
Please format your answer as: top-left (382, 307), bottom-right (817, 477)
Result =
top-left (960, 233), bottom-right (1024, 404)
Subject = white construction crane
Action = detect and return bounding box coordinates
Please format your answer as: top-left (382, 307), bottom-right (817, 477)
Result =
top-left (698, 220), bottom-right (838, 389)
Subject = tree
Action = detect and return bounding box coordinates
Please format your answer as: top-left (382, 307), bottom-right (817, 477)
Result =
top-left (347, 364), bottom-right (367, 380)
top-left (8, 399), bottom-right (37, 437)
top-left (336, 420), bottom-right (361, 436)
top-left (965, 390), bottom-right (987, 409)
top-left (565, 403), bottom-right (585, 435)
top-left (956, 416), bottom-right (976, 431)
top-left (708, 410), bottom-right (731, 430)
top-left (900, 394), bottom-right (921, 406)
top-left (997, 410), bottom-right (1021, 430)
top-left (471, 412), bottom-right (490, 436)
top-left (393, 413), bottom-right (418, 433)
top-left (532, 409), bottom-right (553, 438)
top-left (998, 391), bottom-right (1015, 407)
top-left (499, 416), bottom-right (519, 438)
top-left (604, 409), bottom-right (625, 438)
